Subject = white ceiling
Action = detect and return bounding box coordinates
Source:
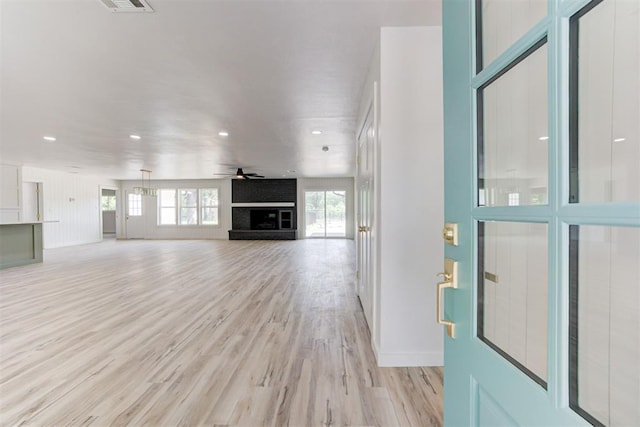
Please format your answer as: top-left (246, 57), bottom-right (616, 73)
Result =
top-left (0, 0), bottom-right (441, 180)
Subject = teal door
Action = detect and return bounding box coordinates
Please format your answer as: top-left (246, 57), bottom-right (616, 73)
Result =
top-left (442, 0), bottom-right (639, 425)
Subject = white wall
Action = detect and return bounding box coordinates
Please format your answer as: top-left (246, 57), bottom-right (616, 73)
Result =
top-left (21, 166), bottom-right (119, 248)
top-left (359, 26), bottom-right (444, 367)
top-left (118, 179), bottom-right (231, 240)
top-left (297, 177), bottom-right (355, 239)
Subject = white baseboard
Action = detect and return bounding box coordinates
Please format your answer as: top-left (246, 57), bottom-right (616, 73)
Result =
top-left (375, 349), bottom-right (443, 367)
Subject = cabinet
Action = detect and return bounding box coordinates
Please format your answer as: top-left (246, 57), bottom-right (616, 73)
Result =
top-left (279, 210), bottom-right (292, 229)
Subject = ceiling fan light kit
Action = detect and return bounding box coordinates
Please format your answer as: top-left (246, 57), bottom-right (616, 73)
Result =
top-left (214, 168), bottom-right (265, 180)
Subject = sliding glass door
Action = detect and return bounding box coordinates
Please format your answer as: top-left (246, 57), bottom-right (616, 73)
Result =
top-left (304, 191), bottom-right (346, 238)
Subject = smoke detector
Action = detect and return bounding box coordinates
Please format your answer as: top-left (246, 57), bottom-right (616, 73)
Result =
top-left (99, 0), bottom-right (154, 12)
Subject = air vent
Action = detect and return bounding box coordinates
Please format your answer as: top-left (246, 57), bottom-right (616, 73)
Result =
top-left (99, 0), bottom-right (154, 13)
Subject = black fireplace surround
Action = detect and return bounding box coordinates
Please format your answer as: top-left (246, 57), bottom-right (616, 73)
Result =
top-left (228, 179), bottom-right (297, 240)
top-left (251, 210), bottom-right (278, 229)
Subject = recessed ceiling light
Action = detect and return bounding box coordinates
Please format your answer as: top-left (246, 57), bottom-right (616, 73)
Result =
top-left (43, 136), bottom-right (56, 142)
top-left (538, 136), bottom-right (549, 141)
top-left (287, 170), bottom-right (296, 173)
top-left (218, 131), bottom-right (229, 137)
top-left (130, 134), bottom-right (141, 140)
top-left (613, 137), bottom-right (626, 142)
top-left (311, 130), bottom-right (322, 135)
top-left (322, 146), bottom-right (329, 152)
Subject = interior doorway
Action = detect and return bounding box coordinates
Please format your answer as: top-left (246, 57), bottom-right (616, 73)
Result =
top-left (101, 188), bottom-right (117, 239)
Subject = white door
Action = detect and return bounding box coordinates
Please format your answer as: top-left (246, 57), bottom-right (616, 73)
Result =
top-left (22, 182), bottom-right (42, 222)
top-left (356, 101), bottom-right (375, 330)
top-left (125, 191), bottom-right (145, 239)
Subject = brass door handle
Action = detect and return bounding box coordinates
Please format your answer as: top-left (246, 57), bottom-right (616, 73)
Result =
top-left (436, 259), bottom-right (458, 338)
top-left (442, 223), bottom-right (458, 245)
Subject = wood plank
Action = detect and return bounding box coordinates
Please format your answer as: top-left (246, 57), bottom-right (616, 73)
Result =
top-left (0, 239), bottom-right (442, 425)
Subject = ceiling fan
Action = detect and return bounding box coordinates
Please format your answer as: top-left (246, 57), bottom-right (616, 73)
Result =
top-left (214, 168), bottom-right (265, 179)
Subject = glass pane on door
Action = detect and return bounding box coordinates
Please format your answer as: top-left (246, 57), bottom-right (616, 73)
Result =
top-left (325, 191), bottom-right (346, 237)
top-left (128, 193), bottom-right (142, 216)
top-left (477, 0), bottom-right (547, 71)
top-left (305, 191), bottom-right (346, 238)
top-left (569, 225), bottom-right (640, 426)
top-left (305, 191), bottom-right (325, 237)
top-left (570, 0), bottom-right (640, 203)
top-left (478, 221), bottom-right (548, 386)
top-left (478, 41), bottom-right (548, 207)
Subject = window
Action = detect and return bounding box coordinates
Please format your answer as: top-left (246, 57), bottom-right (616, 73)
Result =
top-left (305, 190), bottom-right (346, 238)
top-left (179, 189), bottom-right (198, 225)
top-left (569, 0), bottom-right (639, 204)
top-left (128, 193), bottom-right (142, 216)
top-left (200, 188), bottom-right (219, 225)
top-left (102, 195), bottom-right (116, 211)
top-left (159, 189), bottom-right (177, 225)
top-left (507, 192), bottom-right (520, 206)
top-left (157, 187), bottom-right (219, 226)
top-left (477, 39), bottom-right (548, 207)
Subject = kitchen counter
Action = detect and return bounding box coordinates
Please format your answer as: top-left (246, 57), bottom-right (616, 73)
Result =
top-left (0, 222), bottom-right (43, 269)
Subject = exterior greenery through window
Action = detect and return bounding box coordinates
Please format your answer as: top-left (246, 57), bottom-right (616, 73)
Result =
top-left (200, 189), bottom-right (219, 225)
top-left (305, 190), bottom-right (346, 237)
top-left (158, 188), bottom-right (219, 226)
top-left (101, 195), bottom-right (116, 211)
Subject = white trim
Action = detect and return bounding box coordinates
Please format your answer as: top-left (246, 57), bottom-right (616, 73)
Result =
top-left (232, 202), bottom-right (294, 207)
top-left (375, 350), bottom-right (444, 368)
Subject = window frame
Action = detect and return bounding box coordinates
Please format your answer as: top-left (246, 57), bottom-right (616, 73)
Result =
top-left (304, 189), bottom-right (347, 238)
top-left (199, 188), bottom-right (219, 226)
top-left (156, 186), bottom-right (221, 227)
top-left (158, 189), bottom-right (178, 225)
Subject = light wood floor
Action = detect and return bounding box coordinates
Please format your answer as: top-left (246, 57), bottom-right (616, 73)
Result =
top-left (0, 239), bottom-right (442, 426)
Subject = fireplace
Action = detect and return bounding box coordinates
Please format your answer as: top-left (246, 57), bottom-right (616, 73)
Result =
top-left (229, 179), bottom-right (297, 240)
top-left (250, 210), bottom-right (278, 230)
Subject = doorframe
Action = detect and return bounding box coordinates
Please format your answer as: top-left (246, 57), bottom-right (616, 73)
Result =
top-left (355, 82), bottom-right (379, 350)
top-left (99, 185), bottom-right (120, 240)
